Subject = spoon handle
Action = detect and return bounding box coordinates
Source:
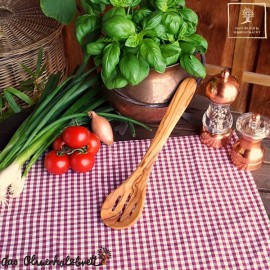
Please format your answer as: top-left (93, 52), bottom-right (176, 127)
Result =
top-left (140, 78), bottom-right (197, 168)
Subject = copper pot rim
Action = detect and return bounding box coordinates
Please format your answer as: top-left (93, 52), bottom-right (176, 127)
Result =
top-left (113, 89), bottom-right (170, 108)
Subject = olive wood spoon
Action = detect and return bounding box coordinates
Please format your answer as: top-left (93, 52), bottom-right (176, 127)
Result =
top-left (101, 78), bottom-right (197, 229)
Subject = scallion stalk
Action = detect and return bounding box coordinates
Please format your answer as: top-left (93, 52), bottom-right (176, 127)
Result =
top-left (0, 66), bottom-right (150, 204)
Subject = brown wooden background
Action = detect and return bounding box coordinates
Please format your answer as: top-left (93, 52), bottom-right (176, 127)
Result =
top-left (62, 0), bottom-right (270, 117)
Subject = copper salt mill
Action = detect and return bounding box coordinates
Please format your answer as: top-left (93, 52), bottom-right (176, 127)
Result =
top-left (200, 68), bottom-right (240, 148)
top-left (231, 113), bottom-right (270, 171)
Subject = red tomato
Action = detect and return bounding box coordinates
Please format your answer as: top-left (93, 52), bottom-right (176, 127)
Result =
top-left (70, 151), bottom-right (95, 173)
top-left (87, 132), bottom-right (101, 155)
top-left (44, 150), bottom-right (70, 175)
top-left (52, 135), bottom-right (65, 151)
top-left (62, 126), bottom-right (90, 149)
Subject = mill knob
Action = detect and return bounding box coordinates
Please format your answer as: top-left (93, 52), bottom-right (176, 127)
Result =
top-left (206, 68), bottom-right (240, 105)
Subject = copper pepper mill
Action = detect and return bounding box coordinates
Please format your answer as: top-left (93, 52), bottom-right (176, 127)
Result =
top-left (231, 113), bottom-right (270, 171)
top-left (200, 68), bottom-right (240, 148)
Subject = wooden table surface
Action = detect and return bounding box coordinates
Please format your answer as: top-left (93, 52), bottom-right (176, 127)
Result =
top-left (1, 94), bottom-right (269, 218)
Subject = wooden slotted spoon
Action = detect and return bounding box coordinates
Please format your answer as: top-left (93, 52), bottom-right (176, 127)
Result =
top-left (101, 78), bottom-right (197, 229)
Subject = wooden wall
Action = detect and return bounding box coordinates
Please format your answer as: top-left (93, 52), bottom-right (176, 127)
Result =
top-left (186, 0), bottom-right (270, 117)
top-left (63, 0), bottom-right (270, 117)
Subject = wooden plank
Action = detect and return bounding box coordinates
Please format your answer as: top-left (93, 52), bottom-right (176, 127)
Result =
top-left (253, 0), bottom-right (270, 7)
top-left (248, 6), bottom-right (270, 116)
top-left (243, 71), bottom-right (270, 87)
top-left (230, 0), bottom-right (264, 112)
top-left (205, 66), bottom-right (270, 87)
top-left (185, 1), bottom-right (238, 96)
top-left (205, 64), bottom-right (227, 76)
top-left (186, 0), bottom-right (236, 68)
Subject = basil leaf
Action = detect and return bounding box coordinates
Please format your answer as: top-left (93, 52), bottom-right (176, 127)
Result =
top-left (75, 15), bottom-right (99, 44)
top-left (40, 0), bottom-right (76, 25)
top-left (140, 29), bottom-right (157, 39)
top-left (168, 0), bottom-right (185, 7)
top-left (102, 7), bottom-right (126, 23)
top-left (178, 41), bottom-right (196, 54)
top-left (102, 15), bottom-right (136, 41)
top-left (139, 39), bottom-right (166, 73)
top-left (185, 22), bottom-right (197, 36)
top-left (125, 33), bottom-right (141, 47)
top-left (83, 2), bottom-right (106, 15)
top-left (101, 69), bottom-right (116, 90)
top-left (86, 41), bottom-right (106, 55)
top-left (94, 55), bottom-right (103, 66)
top-left (153, 24), bottom-right (168, 40)
top-left (102, 43), bottom-right (121, 78)
top-left (177, 21), bottom-right (188, 39)
top-left (114, 73), bottom-right (129, 88)
top-left (155, 0), bottom-right (168, 12)
top-left (91, 0), bottom-right (110, 3)
top-left (123, 46), bottom-right (139, 55)
top-left (130, 0), bottom-right (142, 7)
top-left (143, 11), bottom-right (163, 30)
top-left (160, 43), bottom-right (181, 66)
top-left (139, 0), bottom-right (155, 9)
top-left (119, 54), bottom-right (149, 85)
top-left (110, 0), bottom-right (133, 7)
top-left (179, 8), bottom-right (198, 25)
top-left (178, 21), bottom-right (197, 38)
top-left (180, 34), bottom-right (208, 54)
top-left (162, 12), bottom-right (183, 34)
top-left (101, 69), bottom-right (128, 89)
top-left (80, 0), bottom-right (93, 13)
top-left (180, 54), bottom-right (206, 78)
top-left (132, 8), bottom-right (152, 25)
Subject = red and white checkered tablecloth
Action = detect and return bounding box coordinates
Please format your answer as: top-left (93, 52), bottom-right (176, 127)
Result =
top-left (1, 135), bottom-right (270, 269)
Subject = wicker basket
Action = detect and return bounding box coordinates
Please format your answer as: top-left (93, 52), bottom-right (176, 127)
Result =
top-left (0, 0), bottom-right (67, 93)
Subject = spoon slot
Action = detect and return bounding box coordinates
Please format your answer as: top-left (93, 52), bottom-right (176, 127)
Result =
top-left (129, 203), bottom-right (137, 217)
top-left (112, 195), bottom-right (122, 211)
top-left (117, 193), bottom-right (132, 222)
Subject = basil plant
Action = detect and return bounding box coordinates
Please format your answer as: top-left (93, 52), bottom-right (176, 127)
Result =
top-left (72, 0), bottom-right (208, 89)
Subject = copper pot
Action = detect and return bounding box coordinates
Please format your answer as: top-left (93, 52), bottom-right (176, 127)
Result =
top-left (115, 64), bottom-right (189, 104)
top-left (104, 64), bottom-right (199, 123)
top-left (103, 52), bottom-right (205, 123)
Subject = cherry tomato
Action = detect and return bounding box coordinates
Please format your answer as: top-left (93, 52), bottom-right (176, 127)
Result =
top-left (62, 126), bottom-right (90, 149)
top-left (87, 132), bottom-right (101, 155)
top-left (44, 150), bottom-right (70, 175)
top-left (70, 151), bottom-right (95, 173)
top-left (52, 135), bottom-right (65, 151)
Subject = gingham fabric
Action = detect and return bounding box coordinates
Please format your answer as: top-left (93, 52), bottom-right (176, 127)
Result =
top-left (1, 135), bottom-right (270, 270)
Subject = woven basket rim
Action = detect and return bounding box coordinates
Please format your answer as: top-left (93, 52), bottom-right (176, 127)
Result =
top-left (0, 25), bottom-right (64, 58)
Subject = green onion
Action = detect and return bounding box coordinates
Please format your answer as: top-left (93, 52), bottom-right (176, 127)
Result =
top-left (0, 66), bottom-right (150, 203)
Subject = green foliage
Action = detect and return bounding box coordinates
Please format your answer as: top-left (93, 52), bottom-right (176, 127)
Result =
top-left (119, 54), bottom-right (149, 86)
top-left (0, 49), bottom-right (51, 122)
top-left (40, 0), bottom-right (208, 89)
top-left (40, 0), bottom-right (77, 25)
top-left (75, 15), bottom-right (99, 45)
top-left (102, 15), bottom-right (136, 41)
